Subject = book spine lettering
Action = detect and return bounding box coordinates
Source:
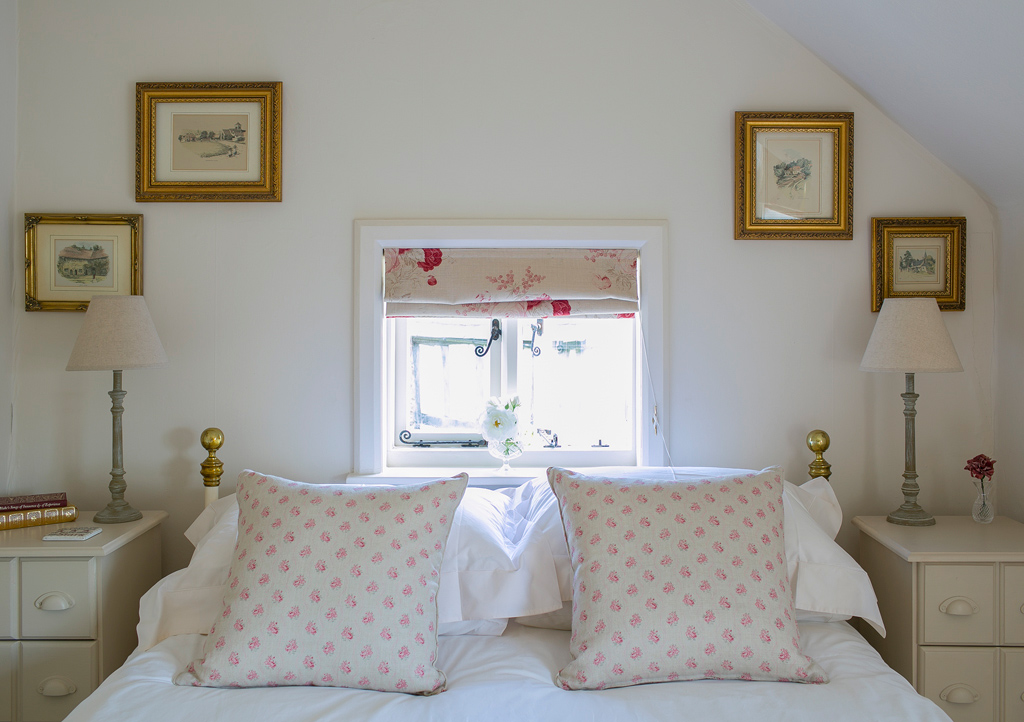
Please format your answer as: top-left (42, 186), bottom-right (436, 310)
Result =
top-left (0, 493), bottom-right (68, 512)
top-left (0, 505), bottom-right (78, 531)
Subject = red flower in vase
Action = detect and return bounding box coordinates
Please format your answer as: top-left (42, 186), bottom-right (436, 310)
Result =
top-left (965, 454), bottom-right (996, 481)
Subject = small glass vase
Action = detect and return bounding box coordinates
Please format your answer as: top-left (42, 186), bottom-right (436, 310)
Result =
top-left (971, 478), bottom-right (994, 524)
top-left (487, 439), bottom-right (523, 472)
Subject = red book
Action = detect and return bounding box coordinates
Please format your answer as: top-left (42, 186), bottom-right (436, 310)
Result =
top-left (0, 492), bottom-right (68, 513)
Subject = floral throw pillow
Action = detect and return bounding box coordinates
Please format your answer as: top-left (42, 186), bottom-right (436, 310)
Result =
top-left (547, 466), bottom-right (827, 690)
top-left (175, 471), bottom-right (468, 694)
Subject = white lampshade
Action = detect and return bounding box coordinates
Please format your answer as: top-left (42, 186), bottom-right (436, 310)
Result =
top-left (860, 298), bottom-right (962, 373)
top-left (66, 296), bottom-right (169, 371)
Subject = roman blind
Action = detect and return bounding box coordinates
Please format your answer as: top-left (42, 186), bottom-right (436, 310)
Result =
top-left (383, 248), bottom-right (639, 318)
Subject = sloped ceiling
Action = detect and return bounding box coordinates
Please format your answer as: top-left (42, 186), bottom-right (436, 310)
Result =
top-left (745, 0), bottom-right (1024, 210)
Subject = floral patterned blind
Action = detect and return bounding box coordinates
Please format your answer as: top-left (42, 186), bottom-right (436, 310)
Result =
top-left (383, 248), bottom-right (639, 318)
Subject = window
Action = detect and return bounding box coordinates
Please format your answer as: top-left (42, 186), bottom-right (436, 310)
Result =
top-left (354, 221), bottom-right (667, 476)
top-left (389, 315), bottom-right (637, 467)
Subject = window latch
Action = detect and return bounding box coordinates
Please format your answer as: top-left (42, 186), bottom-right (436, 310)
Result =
top-left (475, 319), bottom-right (502, 357)
top-left (537, 428), bottom-right (560, 448)
top-left (523, 318), bottom-right (544, 357)
top-left (592, 439), bottom-right (609, 448)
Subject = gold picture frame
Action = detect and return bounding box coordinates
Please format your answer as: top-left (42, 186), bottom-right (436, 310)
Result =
top-left (136, 81), bottom-right (282, 202)
top-left (871, 216), bottom-right (966, 311)
top-left (735, 111), bottom-right (854, 240)
top-left (25, 213), bottom-right (143, 312)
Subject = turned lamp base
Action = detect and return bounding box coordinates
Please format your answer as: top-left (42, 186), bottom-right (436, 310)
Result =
top-left (886, 505), bottom-right (935, 527)
top-left (94, 501), bottom-right (143, 524)
top-left (885, 372), bottom-right (936, 527)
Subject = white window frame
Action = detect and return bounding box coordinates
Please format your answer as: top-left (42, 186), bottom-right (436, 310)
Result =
top-left (388, 315), bottom-right (638, 468)
top-left (353, 220), bottom-right (668, 477)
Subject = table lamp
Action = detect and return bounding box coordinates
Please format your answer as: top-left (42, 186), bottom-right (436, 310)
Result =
top-left (66, 296), bottom-right (168, 523)
top-left (860, 298), bottom-right (962, 526)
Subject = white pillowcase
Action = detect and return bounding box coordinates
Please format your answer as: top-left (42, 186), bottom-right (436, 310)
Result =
top-left (511, 468), bottom-right (884, 637)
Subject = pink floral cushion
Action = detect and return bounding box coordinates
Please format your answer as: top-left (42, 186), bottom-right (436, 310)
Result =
top-left (176, 471), bottom-right (468, 694)
top-left (547, 466), bottom-right (827, 690)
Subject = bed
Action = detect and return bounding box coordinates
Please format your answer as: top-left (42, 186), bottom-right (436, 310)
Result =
top-left (64, 430), bottom-right (951, 722)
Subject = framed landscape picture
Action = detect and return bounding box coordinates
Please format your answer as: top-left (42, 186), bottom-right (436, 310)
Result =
top-left (136, 82), bottom-right (282, 202)
top-left (734, 111), bottom-right (854, 240)
top-left (871, 217), bottom-right (966, 311)
top-left (25, 213), bottom-right (142, 311)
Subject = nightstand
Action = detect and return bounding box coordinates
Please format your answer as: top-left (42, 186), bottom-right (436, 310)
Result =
top-left (0, 511), bottom-right (166, 722)
top-left (854, 515), bottom-right (1024, 722)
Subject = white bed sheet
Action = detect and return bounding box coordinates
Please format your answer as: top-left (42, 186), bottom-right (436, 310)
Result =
top-left (65, 622), bottom-right (949, 722)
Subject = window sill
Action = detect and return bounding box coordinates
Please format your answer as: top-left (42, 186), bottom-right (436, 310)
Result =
top-left (346, 467), bottom-right (549, 488)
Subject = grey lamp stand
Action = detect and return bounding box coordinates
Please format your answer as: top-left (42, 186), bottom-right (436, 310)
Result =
top-left (886, 372), bottom-right (933, 526)
top-left (94, 369), bottom-right (141, 524)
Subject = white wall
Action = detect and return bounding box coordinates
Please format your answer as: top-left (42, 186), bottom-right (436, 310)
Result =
top-left (13, 0), bottom-right (995, 570)
top-left (1, 0), bottom-right (16, 494)
top-left (995, 201), bottom-right (1024, 522)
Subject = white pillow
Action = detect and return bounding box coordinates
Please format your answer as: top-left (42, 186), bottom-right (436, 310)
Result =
top-left (439, 484), bottom-right (562, 622)
top-left (782, 481), bottom-right (883, 634)
top-left (514, 601), bottom-right (572, 630)
top-left (511, 467), bottom-right (884, 637)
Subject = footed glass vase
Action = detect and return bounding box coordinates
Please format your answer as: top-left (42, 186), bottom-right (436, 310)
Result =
top-left (971, 478), bottom-right (994, 524)
top-left (488, 439), bottom-right (523, 472)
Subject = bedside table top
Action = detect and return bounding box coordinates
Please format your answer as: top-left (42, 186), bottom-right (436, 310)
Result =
top-left (0, 510), bottom-right (167, 556)
top-left (853, 515), bottom-right (1024, 562)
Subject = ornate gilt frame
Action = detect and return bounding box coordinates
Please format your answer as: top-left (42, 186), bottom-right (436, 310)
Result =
top-left (871, 216), bottom-right (966, 311)
top-left (25, 213), bottom-right (142, 311)
top-left (735, 111), bottom-right (854, 240)
top-left (136, 82), bottom-right (282, 202)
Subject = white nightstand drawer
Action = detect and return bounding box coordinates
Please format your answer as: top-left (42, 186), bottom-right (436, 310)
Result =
top-left (0, 642), bottom-right (15, 722)
top-left (0, 560), bottom-right (14, 640)
top-left (1004, 565), bottom-right (1024, 645)
top-left (19, 559), bottom-right (96, 639)
top-left (1002, 649), bottom-right (1024, 722)
top-left (19, 641), bottom-right (97, 722)
top-left (923, 565), bottom-right (996, 645)
top-left (919, 647), bottom-right (997, 722)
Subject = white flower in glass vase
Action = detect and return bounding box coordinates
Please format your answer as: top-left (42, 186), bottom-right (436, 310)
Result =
top-left (481, 396), bottom-right (524, 471)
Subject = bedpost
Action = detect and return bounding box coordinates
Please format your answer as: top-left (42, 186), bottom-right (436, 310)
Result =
top-left (201, 427), bottom-right (225, 508)
top-left (806, 429), bottom-right (831, 480)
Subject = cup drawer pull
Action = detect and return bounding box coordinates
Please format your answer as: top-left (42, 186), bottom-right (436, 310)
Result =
top-left (939, 683), bottom-right (979, 704)
top-left (37, 676), bottom-right (77, 697)
top-left (938, 596), bottom-right (979, 616)
top-left (34, 591), bottom-right (75, 611)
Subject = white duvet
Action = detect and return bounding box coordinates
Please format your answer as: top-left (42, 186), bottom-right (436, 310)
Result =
top-left (65, 621), bottom-right (949, 722)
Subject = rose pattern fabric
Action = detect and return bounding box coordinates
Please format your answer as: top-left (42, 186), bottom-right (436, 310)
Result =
top-left (177, 471), bottom-right (468, 694)
top-left (547, 467), bottom-right (827, 690)
top-left (384, 248), bottom-right (638, 318)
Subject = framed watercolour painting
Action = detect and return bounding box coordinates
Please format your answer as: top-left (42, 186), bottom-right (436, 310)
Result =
top-left (25, 213), bottom-right (142, 311)
top-left (735, 111), bottom-right (853, 240)
top-left (136, 82), bottom-right (282, 202)
top-left (871, 217), bottom-right (966, 311)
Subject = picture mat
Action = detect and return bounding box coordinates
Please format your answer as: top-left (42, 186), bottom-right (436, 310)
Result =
top-left (891, 235), bottom-right (947, 293)
top-left (32, 223), bottom-right (132, 302)
top-left (154, 101), bottom-right (262, 182)
top-left (755, 130), bottom-right (836, 220)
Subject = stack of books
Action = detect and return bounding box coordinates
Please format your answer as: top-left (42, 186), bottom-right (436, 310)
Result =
top-left (0, 492), bottom-right (78, 530)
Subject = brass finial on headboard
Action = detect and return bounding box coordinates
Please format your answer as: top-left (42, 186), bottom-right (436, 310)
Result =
top-left (806, 429), bottom-right (831, 480)
top-left (201, 428), bottom-right (225, 507)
